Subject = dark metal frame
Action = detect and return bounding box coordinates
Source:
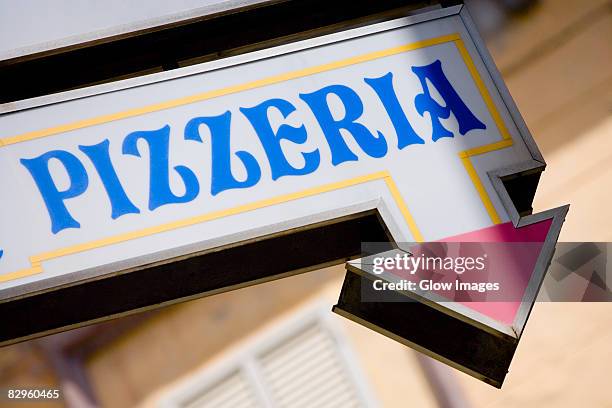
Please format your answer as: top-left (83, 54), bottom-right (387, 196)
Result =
top-left (1, 210), bottom-right (392, 346)
top-left (0, 0), bottom-right (439, 104)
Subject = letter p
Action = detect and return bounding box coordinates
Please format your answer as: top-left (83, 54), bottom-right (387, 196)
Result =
top-left (21, 150), bottom-right (89, 234)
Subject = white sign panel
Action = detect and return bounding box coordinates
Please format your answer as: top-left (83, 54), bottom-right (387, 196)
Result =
top-left (0, 0), bottom-right (271, 60)
top-left (0, 7), bottom-right (546, 299)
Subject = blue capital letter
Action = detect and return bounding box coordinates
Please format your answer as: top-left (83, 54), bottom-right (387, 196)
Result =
top-left (122, 125), bottom-right (200, 211)
top-left (300, 84), bottom-right (387, 166)
top-left (184, 111), bottom-right (261, 196)
top-left (365, 72), bottom-right (425, 149)
top-left (20, 150), bottom-right (89, 234)
top-left (412, 60), bottom-right (486, 141)
top-left (79, 139), bottom-right (140, 219)
top-left (240, 98), bottom-right (320, 180)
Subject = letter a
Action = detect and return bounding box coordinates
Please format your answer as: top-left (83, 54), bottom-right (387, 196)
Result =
top-left (412, 60), bottom-right (486, 142)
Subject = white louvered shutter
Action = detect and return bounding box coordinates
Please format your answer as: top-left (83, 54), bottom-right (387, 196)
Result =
top-left (181, 370), bottom-right (261, 408)
top-left (258, 323), bottom-right (363, 408)
top-left (161, 306), bottom-right (376, 408)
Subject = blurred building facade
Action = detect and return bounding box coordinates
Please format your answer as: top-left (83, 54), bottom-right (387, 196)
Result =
top-left (0, 1), bottom-right (611, 407)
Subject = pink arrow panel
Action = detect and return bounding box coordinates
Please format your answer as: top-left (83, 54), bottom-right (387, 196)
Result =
top-left (382, 219), bottom-right (554, 326)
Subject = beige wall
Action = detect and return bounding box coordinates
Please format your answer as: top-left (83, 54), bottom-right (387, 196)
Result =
top-left (85, 267), bottom-right (342, 407)
top-left (84, 266), bottom-right (444, 408)
top-left (483, 0), bottom-right (612, 240)
top-left (456, 0), bottom-right (612, 406)
top-left (0, 343), bottom-right (62, 408)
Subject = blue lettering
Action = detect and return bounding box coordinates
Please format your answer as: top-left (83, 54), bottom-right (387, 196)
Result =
top-left (365, 72), bottom-right (425, 149)
top-left (122, 125), bottom-right (199, 210)
top-left (20, 150), bottom-right (89, 234)
top-left (412, 60), bottom-right (486, 141)
top-left (79, 139), bottom-right (140, 219)
top-left (299, 84), bottom-right (387, 166)
top-left (240, 98), bottom-right (320, 180)
top-left (18, 63), bottom-right (492, 232)
top-left (184, 112), bottom-right (261, 195)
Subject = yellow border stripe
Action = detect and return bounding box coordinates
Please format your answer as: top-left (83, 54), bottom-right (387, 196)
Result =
top-left (459, 139), bottom-right (513, 158)
top-left (0, 34), bottom-right (460, 147)
top-left (453, 39), bottom-right (511, 141)
top-left (457, 136), bottom-right (513, 225)
top-left (384, 177), bottom-right (424, 242)
top-left (11, 172), bottom-right (421, 277)
top-left (0, 266), bottom-right (43, 283)
top-left (454, 38), bottom-right (514, 224)
top-left (460, 156), bottom-right (502, 225)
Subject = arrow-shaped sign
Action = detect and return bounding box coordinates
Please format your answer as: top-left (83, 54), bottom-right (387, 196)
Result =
top-left (334, 159), bottom-right (569, 388)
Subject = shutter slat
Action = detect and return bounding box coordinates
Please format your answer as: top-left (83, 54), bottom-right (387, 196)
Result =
top-left (172, 317), bottom-right (372, 408)
top-left (261, 343), bottom-right (339, 386)
top-left (182, 371), bottom-right (261, 408)
top-left (258, 323), bottom-right (364, 408)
